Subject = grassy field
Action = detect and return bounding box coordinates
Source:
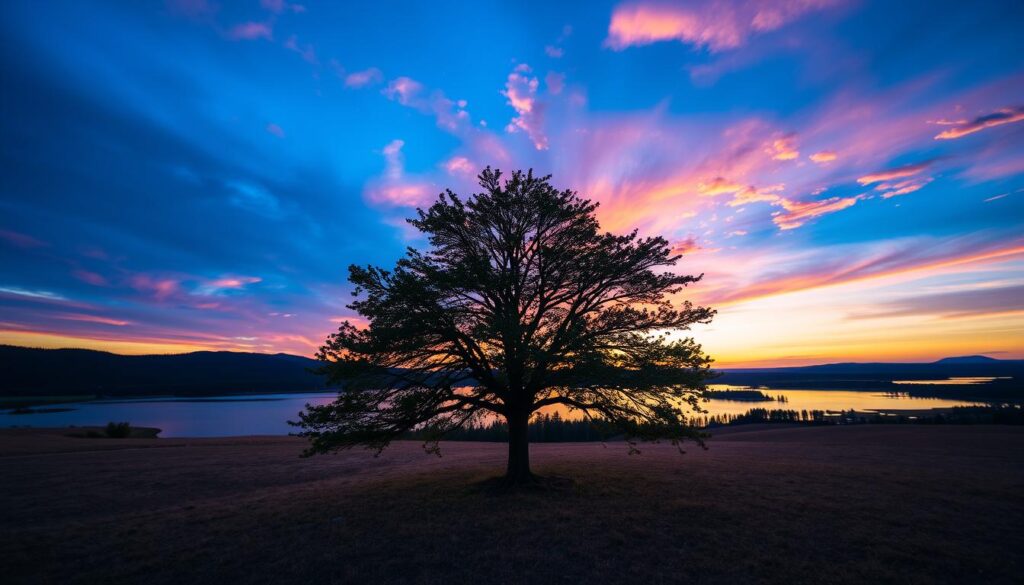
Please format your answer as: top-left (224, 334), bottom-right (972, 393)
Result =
top-left (1, 425), bottom-right (1022, 584)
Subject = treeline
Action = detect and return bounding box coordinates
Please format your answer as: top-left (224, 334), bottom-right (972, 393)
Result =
top-left (407, 412), bottom-right (620, 442)
top-left (704, 389), bottom-right (788, 403)
top-left (408, 405), bottom-right (1024, 442)
top-left (703, 405), bottom-right (1024, 427)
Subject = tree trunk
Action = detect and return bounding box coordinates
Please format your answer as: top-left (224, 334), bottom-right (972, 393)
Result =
top-left (505, 410), bottom-right (533, 484)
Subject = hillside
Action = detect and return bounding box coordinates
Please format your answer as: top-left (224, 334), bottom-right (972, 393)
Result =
top-left (0, 345), bottom-right (326, 397)
top-left (2, 345), bottom-right (1021, 401)
top-left (718, 356), bottom-right (1024, 400)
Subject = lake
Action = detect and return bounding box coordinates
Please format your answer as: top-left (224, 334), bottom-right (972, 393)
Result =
top-left (1, 386), bottom-right (987, 437)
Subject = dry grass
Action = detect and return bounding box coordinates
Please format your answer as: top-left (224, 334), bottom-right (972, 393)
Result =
top-left (1, 425), bottom-right (1022, 584)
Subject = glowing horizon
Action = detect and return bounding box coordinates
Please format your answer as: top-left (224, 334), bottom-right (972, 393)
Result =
top-left (1, 0), bottom-right (1022, 367)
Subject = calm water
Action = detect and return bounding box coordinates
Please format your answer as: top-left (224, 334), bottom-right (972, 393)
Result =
top-left (2, 386), bottom-right (989, 437)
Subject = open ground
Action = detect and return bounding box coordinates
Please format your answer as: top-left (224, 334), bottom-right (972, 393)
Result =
top-left (2, 425), bottom-right (1022, 584)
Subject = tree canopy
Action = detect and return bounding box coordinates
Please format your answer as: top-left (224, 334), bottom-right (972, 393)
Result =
top-left (293, 168), bottom-right (715, 483)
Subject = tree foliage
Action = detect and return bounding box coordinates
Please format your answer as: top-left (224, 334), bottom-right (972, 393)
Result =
top-left (293, 168), bottom-right (715, 480)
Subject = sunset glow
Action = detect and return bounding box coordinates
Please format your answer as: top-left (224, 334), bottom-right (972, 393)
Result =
top-left (1, 0), bottom-right (1022, 365)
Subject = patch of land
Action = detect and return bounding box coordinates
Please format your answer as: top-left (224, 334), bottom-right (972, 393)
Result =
top-left (1, 425), bottom-right (1022, 584)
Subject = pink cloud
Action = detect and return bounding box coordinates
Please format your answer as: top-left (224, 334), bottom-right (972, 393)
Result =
top-left (345, 67), bottom-right (383, 88)
top-left (284, 35), bottom-right (317, 64)
top-left (767, 133), bottom-right (799, 160)
top-left (857, 162), bottom-right (930, 185)
top-left (546, 71), bottom-right (565, 95)
top-left (384, 77), bottom-right (469, 132)
top-left (259, 1), bottom-right (306, 13)
top-left (208, 276), bottom-right (261, 290)
top-left (700, 239), bottom-right (1024, 307)
top-left (771, 195), bottom-right (863, 230)
top-left (128, 275), bottom-right (181, 301)
top-left (383, 77), bottom-right (424, 105)
top-left (166, 0), bottom-right (217, 20)
top-left (876, 177), bottom-right (933, 199)
top-left (228, 21), bottom-right (272, 41)
top-left (73, 270), bottom-right (108, 287)
top-left (365, 139), bottom-right (435, 207)
top-left (503, 64), bottom-right (548, 150)
top-left (698, 177), bottom-right (784, 207)
top-left (0, 229), bottom-right (46, 248)
top-left (809, 150), bottom-right (837, 163)
top-left (545, 45), bottom-right (564, 58)
top-left (443, 156), bottom-right (474, 175)
top-left (670, 236), bottom-right (720, 255)
top-left (57, 313), bottom-right (129, 327)
top-left (266, 123), bottom-right (285, 138)
top-left (605, 0), bottom-right (839, 52)
top-left (933, 106), bottom-right (1024, 140)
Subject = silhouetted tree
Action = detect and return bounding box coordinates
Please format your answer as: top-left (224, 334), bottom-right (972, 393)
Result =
top-left (293, 168), bottom-right (715, 485)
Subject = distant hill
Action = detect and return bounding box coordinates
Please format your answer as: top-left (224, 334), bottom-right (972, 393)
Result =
top-left (718, 355), bottom-right (1023, 401)
top-left (933, 355), bottom-right (1002, 364)
top-left (1, 345), bottom-right (1021, 402)
top-left (0, 345), bottom-right (327, 398)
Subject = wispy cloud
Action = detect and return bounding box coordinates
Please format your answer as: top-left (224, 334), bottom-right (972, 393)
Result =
top-left (284, 35), bottom-right (317, 64)
top-left (0, 229), bottom-right (47, 249)
top-left (225, 180), bottom-right (282, 217)
top-left (365, 139), bottom-right (433, 207)
top-left (0, 286), bottom-right (66, 301)
top-left (851, 284), bottom-right (1024, 320)
top-left (605, 0), bottom-right (840, 52)
top-left (72, 270), bottom-right (109, 287)
top-left (384, 77), bottom-right (470, 132)
top-left (771, 195), bottom-right (863, 230)
top-left (261, 0), bottom-right (305, 14)
top-left (344, 67), bottom-right (383, 88)
top-left (875, 177), bottom-right (933, 199)
top-left (934, 106), bottom-right (1024, 140)
top-left (705, 239), bottom-right (1024, 306)
top-left (265, 123), bottom-right (285, 138)
top-left (857, 162), bottom-right (930, 185)
top-left (227, 21), bottom-right (272, 41)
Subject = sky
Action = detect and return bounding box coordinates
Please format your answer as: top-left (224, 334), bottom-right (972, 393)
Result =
top-left (0, 0), bottom-right (1022, 367)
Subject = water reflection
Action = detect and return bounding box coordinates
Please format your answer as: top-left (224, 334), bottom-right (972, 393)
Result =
top-left (1, 386), bottom-right (987, 438)
top-left (892, 377), bottom-right (1010, 385)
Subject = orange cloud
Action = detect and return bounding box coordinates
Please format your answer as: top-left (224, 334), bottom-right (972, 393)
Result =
top-left (934, 106), bottom-right (1024, 139)
top-left (857, 162), bottom-right (930, 185)
top-left (767, 134), bottom-right (799, 160)
top-left (809, 150), bottom-right (837, 163)
top-left (876, 177), bottom-right (933, 199)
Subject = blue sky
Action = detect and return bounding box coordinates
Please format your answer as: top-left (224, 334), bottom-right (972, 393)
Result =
top-left (1, 0), bottom-right (1022, 365)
